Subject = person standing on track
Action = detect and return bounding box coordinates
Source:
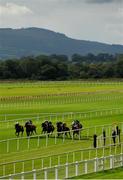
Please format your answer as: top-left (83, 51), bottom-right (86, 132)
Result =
top-left (103, 129), bottom-right (106, 146)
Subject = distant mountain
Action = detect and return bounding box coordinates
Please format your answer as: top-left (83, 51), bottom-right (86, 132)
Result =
top-left (0, 27), bottom-right (123, 59)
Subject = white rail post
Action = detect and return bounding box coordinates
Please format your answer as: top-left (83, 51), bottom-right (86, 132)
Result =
top-left (110, 155), bottom-right (113, 169)
top-left (33, 169), bottom-right (36, 180)
top-left (7, 139), bottom-right (9, 153)
top-left (55, 165), bottom-right (58, 180)
top-left (120, 153), bottom-right (123, 166)
top-left (75, 161), bottom-right (78, 176)
top-left (21, 171), bottom-right (24, 180)
top-left (9, 174), bottom-right (12, 180)
top-left (94, 158), bottom-right (98, 172)
top-left (65, 163), bottom-right (68, 178)
top-left (84, 160), bottom-right (88, 174)
top-left (44, 168), bottom-right (47, 180)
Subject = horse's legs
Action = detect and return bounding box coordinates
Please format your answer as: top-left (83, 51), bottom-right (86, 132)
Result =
top-left (26, 130), bottom-right (29, 137)
top-left (57, 132), bottom-right (60, 137)
top-left (21, 130), bottom-right (24, 136)
top-left (73, 131), bottom-right (75, 139)
top-left (69, 131), bottom-right (71, 138)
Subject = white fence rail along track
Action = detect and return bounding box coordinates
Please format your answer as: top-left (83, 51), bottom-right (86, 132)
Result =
top-left (1, 153), bottom-right (123, 179)
top-left (0, 108), bottom-right (123, 128)
top-left (1, 94), bottom-right (123, 109)
top-left (0, 141), bottom-right (123, 177)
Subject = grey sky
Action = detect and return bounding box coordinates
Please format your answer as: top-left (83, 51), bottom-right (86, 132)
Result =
top-left (0, 0), bottom-right (123, 44)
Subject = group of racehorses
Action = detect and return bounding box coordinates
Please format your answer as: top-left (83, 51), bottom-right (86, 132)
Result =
top-left (15, 120), bottom-right (83, 137)
top-left (15, 120), bottom-right (36, 137)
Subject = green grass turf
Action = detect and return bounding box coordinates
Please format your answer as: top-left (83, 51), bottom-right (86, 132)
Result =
top-left (0, 81), bottom-right (123, 96)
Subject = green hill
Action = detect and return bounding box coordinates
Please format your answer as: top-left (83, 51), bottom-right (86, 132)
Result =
top-left (0, 27), bottom-right (123, 59)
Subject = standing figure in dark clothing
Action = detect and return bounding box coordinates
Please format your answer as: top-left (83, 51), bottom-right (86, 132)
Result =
top-left (103, 129), bottom-right (106, 146)
top-left (116, 126), bottom-right (119, 136)
top-left (112, 129), bottom-right (116, 146)
top-left (93, 134), bottom-right (97, 148)
top-left (118, 129), bottom-right (121, 143)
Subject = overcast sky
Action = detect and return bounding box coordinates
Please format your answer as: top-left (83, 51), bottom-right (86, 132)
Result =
top-left (0, 0), bottom-right (123, 45)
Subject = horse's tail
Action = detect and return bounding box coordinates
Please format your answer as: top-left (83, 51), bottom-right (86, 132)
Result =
top-left (52, 125), bottom-right (55, 132)
top-left (33, 125), bottom-right (37, 134)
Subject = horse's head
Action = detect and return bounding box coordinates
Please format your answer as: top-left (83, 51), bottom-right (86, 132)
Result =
top-left (56, 122), bottom-right (63, 131)
top-left (15, 123), bottom-right (19, 129)
top-left (25, 122), bottom-right (28, 127)
top-left (56, 122), bottom-right (61, 127)
top-left (42, 122), bottom-right (45, 127)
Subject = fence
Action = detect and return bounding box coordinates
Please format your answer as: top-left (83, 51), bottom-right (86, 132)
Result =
top-left (0, 80), bottom-right (123, 87)
top-left (0, 140), bottom-right (123, 177)
top-left (0, 94), bottom-right (123, 109)
top-left (0, 108), bottom-right (123, 128)
top-left (1, 153), bottom-right (123, 179)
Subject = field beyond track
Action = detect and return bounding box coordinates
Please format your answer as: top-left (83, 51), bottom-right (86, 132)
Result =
top-left (1, 80), bottom-right (123, 178)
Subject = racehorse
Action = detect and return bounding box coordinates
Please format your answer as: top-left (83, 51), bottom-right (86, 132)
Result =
top-left (25, 121), bottom-right (37, 136)
top-left (72, 120), bottom-right (83, 137)
top-left (15, 123), bottom-right (24, 136)
top-left (56, 122), bottom-right (71, 137)
top-left (41, 121), bottom-right (55, 136)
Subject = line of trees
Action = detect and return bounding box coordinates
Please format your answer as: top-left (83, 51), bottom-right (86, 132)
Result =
top-left (0, 53), bottom-right (123, 80)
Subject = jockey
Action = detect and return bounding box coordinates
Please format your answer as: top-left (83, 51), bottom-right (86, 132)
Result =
top-left (75, 120), bottom-right (79, 124)
top-left (29, 120), bottom-right (32, 124)
top-left (63, 122), bottom-right (66, 128)
top-left (72, 120), bottom-right (75, 125)
top-left (49, 121), bottom-right (52, 125)
top-left (45, 120), bottom-right (49, 125)
top-left (15, 122), bottom-right (19, 125)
